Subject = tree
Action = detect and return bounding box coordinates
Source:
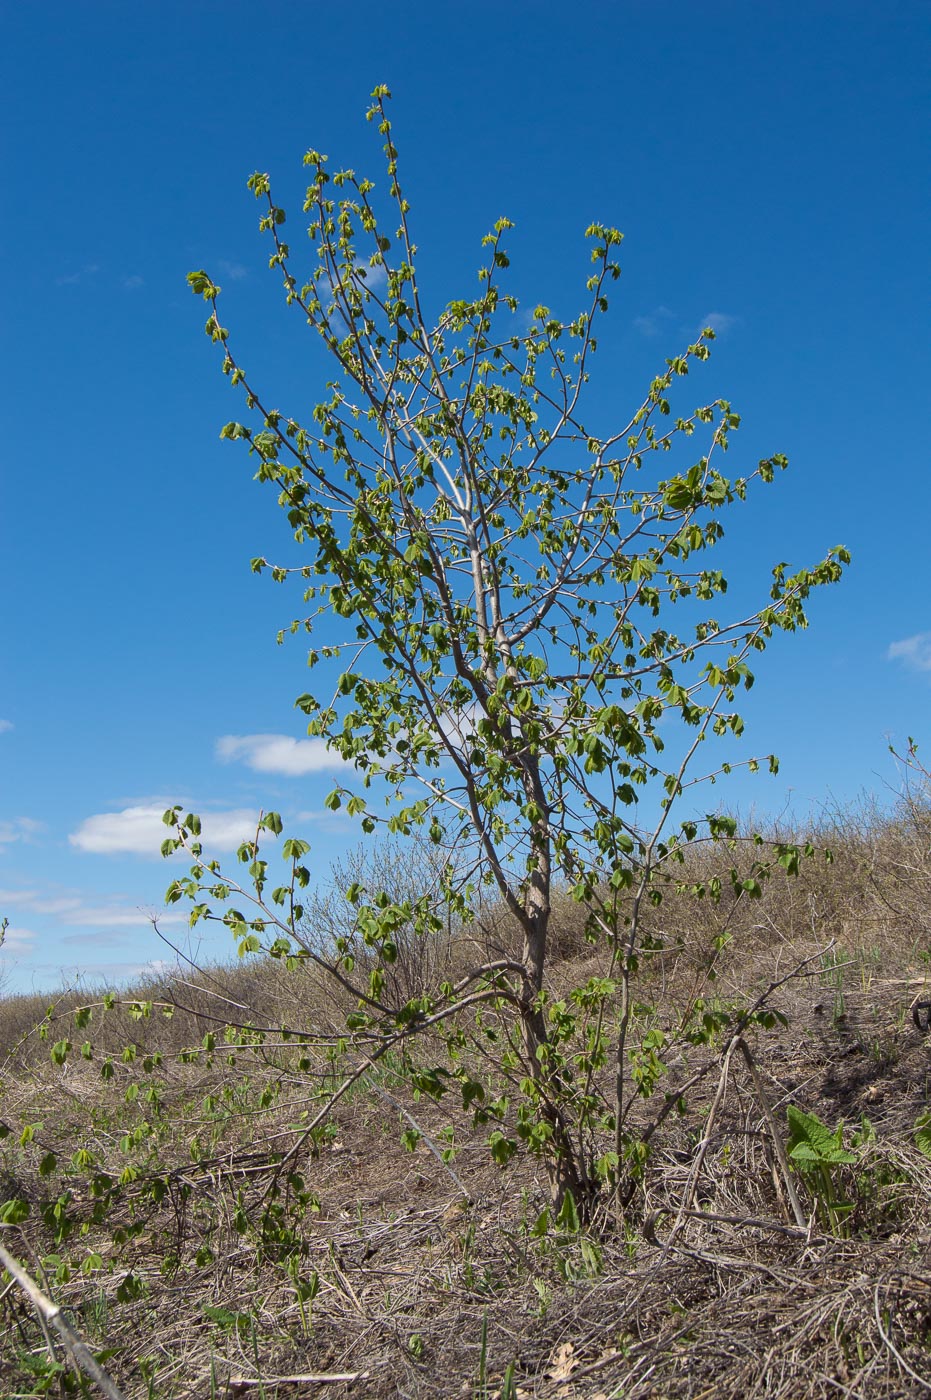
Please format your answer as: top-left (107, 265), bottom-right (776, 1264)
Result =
top-left (179, 87), bottom-right (848, 1212)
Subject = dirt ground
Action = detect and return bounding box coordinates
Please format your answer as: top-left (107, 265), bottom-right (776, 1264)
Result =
top-left (3, 950), bottom-right (931, 1399)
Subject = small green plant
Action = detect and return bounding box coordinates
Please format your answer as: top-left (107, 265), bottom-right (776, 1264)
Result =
top-left (203, 1303), bottom-right (254, 1334)
top-left (286, 1255), bottom-right (320, 1337)
top-left (820, 950), bottom-right (847, 1025)
top-left (859, 945), bottom-right (883, 991)
top-left (139, 1355), bottom-right (160, 1400)
top-left (524, 1189), bottom-right (603, 1283)
top-left (787, 1105), bottom-right (856, 1233)
top-left (914, 1110), bottom-right (931, 1159)
top-left (474, 1311), bottom-right (489, 1399)
top-left (10, 1346), bottom-right (69, 1398)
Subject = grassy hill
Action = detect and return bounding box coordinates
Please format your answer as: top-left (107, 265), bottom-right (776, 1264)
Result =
top-left (2, 793), bottom-right (931, 1398)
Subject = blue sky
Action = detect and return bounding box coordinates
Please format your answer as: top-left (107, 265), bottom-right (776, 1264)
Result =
top-left (1, 0), bottom-right (928, 993)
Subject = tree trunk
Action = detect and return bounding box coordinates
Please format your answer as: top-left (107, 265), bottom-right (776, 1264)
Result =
top-left (519, 878), bottom-right (588, 1210)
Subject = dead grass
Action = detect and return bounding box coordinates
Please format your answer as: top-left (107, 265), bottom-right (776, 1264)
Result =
top-left (2, 795), bottom-right (931, 1397)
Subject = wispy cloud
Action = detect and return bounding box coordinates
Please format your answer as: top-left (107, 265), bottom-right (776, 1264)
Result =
top-left (217, 733), bottom-right (347, 777)
top-left (358, 262), bottom-right (387, 291)
top-left (65, 904), bottom-right (176, 928)
top-left (55, 264), bottom-right (100, 286)
top-left (0, 817), bottom-right (44, 848)
top-left (69, 805), bottom-right (260, 856)
top-left (0, 888), bottom-right (39, 905)
top-left (1, 893), bottom-right (79, 915)
top-left (294, 808), bottom-right (354, 830)
top-left (121, 273), bottom-right (145, 290)
top-left (0, 923), bottom-right (37, 950)
top-left (0, 719), bottom-right (12, 734)
top-left (0, 887), bottom-right (184, 932)
top-left (60, 927), bottom-right (148, 949)
top-left (633, 305), bottom-right (675, 338)
top-left (699, 311), bottom-right (739, 336)
top-left (888, 632), bottom-right (931, 674)
top-left (322, 263), bottom-right (388, 310)
top-left (218, 259), bottom-right (249, 281)
top-left (44, 956), bottom-right (177, 986)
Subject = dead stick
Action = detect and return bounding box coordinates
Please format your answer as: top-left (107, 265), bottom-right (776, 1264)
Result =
top-left (0, 1239), bottom-right (127, 1400)
top-left (735, 1036), bottom-right (807, 1229)
top-left (229, 1374), bottom-right (367, 1390)
top-left (362, 1073), bottom-right (471, 1201)
top-left (667, 1035), bottom-right (737, 1243)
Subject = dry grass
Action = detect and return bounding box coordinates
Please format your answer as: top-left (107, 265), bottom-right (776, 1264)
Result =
top-left (2, 794), bottom-right (931, 1398)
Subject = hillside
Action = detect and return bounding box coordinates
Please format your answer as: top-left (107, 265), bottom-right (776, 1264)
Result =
top-left (2, 794), bottom-right (931, 1398)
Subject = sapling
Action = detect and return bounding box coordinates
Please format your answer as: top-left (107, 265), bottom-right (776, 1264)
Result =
top-left (175, 87), bottom-right (849, 1211)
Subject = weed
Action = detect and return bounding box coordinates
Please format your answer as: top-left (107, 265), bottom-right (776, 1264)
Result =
top-left (787, 1105), bottom-right (856, 1234)
top-left (820, 950), bottom-right (848, 1026)
top-left (473, 1310), bottom-right (489, 1399)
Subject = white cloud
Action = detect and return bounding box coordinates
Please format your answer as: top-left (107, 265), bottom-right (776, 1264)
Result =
top-left (60, 928), bottom-right (138, 949)
top-left (121, 273), bottom-right (145, 290)
top-left (0, 817), bottom-right (43, 847)
top-left (218, 259), bottom-right (249, 281)
top-left (69, 805), bottom-right (260, 857)
top-left (294, 808), bottom-right (354, 830)
top-left (52, 957), bottom-right (176, 985)
top-left (0, 719), bottom-right (13, 734)
top-left (358, 262), bottom-right (387, 291)
top-left (0, 887), bottom-right (185, 943)
top-left (216, 732), bottom-right (347, 777)
top-left (888, 632), bottom-right (931, 674)
top-left (1, 891), bottom-right (94, 919)
top-left (0, 888), bottom-right (39, 905)
top-left (62, 901), bottom-right (168, 924)
top-left (699, 311), bottom-right (739, 336)
top-left (633, 305), bottom-right (675, 338)
top-left (0, 923), bottom-right (37, 950)
top-left (55, 264), bottom-right (100, 286)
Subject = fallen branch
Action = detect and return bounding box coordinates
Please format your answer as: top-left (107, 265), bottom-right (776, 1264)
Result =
top-left (0, 1237), bottom-right (127, 1400)
top-left (229, 1373), bottom-right (368, 1390)
top-left (874, 1282), bottom-right (931, 1393)
top-left (735, 1035), bottom-right (807, 1230)
top-left (362, 1071), bottom-right (472, 1201)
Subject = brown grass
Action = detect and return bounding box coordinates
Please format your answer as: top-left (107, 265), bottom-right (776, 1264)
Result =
top-left (2, 793), bottom-right (931, 1398)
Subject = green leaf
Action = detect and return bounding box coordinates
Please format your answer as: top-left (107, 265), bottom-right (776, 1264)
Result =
top-left (914, 1111), bottom-right (931, 1160)
top-left (282, 837), bottom-right (311, 860)
top-left (787, 1105), bottom-right (856, 1166)
top-left (555, 1189), bottom-right (580, 1232)
top-left (0, 1198), bottom-right (30, 1224)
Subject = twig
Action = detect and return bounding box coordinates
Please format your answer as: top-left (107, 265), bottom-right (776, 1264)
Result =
top-left (667, 1035), bottom-right (737, 1243)
top-left (741, 940), bottom-right (839, 1019)
top-left (873, 1282), bottom-right (931, 1392)
top-left (362, 1072), bottom-right (472, 1201)
top-left (0, 1239), bottom-right (127, 1400)
top-left (674, 1207), bottom-right (826, 1241)
top-left (735, 1036), bottom-right (807, 1230)
top-left (229, 1372), bottom-right (368, 1389)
